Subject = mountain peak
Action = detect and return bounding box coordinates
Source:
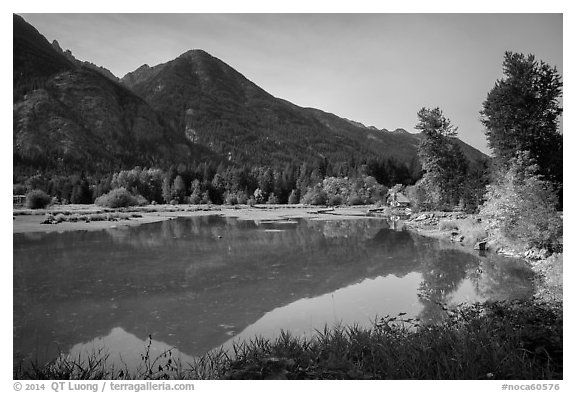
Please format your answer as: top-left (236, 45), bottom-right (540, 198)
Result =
top-left (52, 39), bottom-right (63, 52)
top-left (392, 128), bottom-right (410, 134)
top-left (179, 49), bottom-right (212, 58)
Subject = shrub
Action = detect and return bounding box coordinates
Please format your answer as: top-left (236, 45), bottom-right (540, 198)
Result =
top-left (94, 188), bottom-right (139, 208)
top-left (347, 193), bottom-right (363, 206)
top-left (327, 195), bottom-right (343, 206)
top-left (301, 186), bottom-right (327, 205)
top-left (201, 191), bottom-right (212, 205)
top-left (225, 192), bottom-right (238, 205)
top-left (13, 183), bottom-right (27, 195)
top-left (438, 220), bottom-right (459, 231)
top-left (135, 194), bottom-right (148, 206)
top-left (266, 193), bottom-right (279, 205)
top-left (189, 189), bottom-right (202, 204)
top-left (480, 152), bottom-right (562, 252)
top-left (288, 189), bottom-right (299, 204)
top-left (25, 189), bottom-right (52, 209)
top-left (253, 188), bottom-right (264, 204)
top-left (236, 191), bottom-right (248, 205)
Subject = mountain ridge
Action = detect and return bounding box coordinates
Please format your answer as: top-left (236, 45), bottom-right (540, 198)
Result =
top-left (51, 39), bottom-right (120, 83)
top-left (14, 14), bottom-right (488, 177)
top-left (120, 49), bottom-right (487, 168)
top-left (13, 14), bottom-right (220, 174)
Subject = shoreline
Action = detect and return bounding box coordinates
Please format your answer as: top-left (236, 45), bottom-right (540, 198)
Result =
top-left (14, 203), bottom-right (561, 301)
top-left (13, 204), bottom-right (383, 234)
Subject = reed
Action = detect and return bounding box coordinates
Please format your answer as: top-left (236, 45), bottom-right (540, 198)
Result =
top-left (15, 299), bottom-right (562, 380)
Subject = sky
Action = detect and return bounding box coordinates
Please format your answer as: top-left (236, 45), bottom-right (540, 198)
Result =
top-left (18, 13), bottom-right (562, 154)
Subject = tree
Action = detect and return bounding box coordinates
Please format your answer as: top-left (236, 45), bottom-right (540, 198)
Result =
top-left (288, 189), bottom-right (299, 204)
top-left (172, 175), bottom-right (187, 203)
top-left (25, 189), bottom-right (52, 209)
top-left (189, 179), bottom-right (202, 204)
top-left (479, 151), bottom-right (562, 252)
top-left (480, 52), bottom-right (562, 193)
top-left (415, 107), bottom-right (468, 209)
top-left (162, 175), bottom-right (172, 204)
top-left (70, 175), bottom-right (92, 204)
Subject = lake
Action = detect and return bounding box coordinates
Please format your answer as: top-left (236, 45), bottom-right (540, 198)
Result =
top-left (13, 215), bottom-right (534, 372)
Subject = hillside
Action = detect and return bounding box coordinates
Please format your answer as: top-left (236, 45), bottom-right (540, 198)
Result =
top-left (121, 50), bottom-right (487, 168)
top-left (13, 14), bottom-right (219, 175)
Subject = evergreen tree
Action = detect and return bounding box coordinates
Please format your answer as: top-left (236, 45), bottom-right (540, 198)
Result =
top-left (162, 175), bottom-right (172, 204)
top-left (70, 174), bottom-right (92, 204)
top-left (480, 52), bottom-right (562, 191)
top-left (416, 107), bottom-right (468, 209)
top-left (172, 175), bottom-right (187, 203)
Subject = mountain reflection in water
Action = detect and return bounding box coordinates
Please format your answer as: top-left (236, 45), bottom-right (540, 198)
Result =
top-left (14, 216), bottom-right (534, 370)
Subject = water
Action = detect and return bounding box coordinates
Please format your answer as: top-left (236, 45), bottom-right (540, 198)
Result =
top-left (13, 216), bottom-right (534, 371)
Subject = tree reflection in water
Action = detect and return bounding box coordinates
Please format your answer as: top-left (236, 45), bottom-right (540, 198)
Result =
top-left (414, 235), bottom-right (534, 324)
top-left (14, 216), bottom-right (534, 371)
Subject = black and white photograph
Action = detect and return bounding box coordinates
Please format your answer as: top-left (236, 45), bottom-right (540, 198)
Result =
top-left (8, 2), bottom-right (567, 388)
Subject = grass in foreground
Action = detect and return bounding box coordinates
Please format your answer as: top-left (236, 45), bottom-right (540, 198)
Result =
top-left (15, 299), bottom-right (562, 380)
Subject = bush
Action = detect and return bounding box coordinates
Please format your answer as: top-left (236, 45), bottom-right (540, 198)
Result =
top-left (480, 152), bottom-right (562, 252)
top-left (224, 192), bottom-right (238, 205)
top-left (346, 193), bottom-right (363, 206)
top-left (189, 189), bottom-right (202, 204)
top-left (25, 189), bottom-right (52, 209)
top-left (135, 194), bottom-right (148, 206)
top-left (201, 191), bottom-right (212, 205)
top-left (13, 184), bottom-right (27, 195)
top-left (94, 188), bottom-right (139, 208)
top-left (327, 195), bottom-right (343, 206)
top-left (301, 186), bottom-right (327, 205)
top-left (236, 191), bottom-right (248, 205)
top-left (266, 193), bottom-right (279, 205)
top-left (438, 220), bottom-right (459, 231)
top-left (288, 189), bottom-right (299, 204)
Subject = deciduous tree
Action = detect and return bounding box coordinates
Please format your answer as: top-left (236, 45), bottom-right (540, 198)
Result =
top-left (480, 52), bottom-right (562, 193)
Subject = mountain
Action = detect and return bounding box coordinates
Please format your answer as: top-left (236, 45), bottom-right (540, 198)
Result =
top-left (13, 14), bottom-right (219, 174)
top-left (121, 49), bottom-right (487, 168)
top-left (14, 14), bottom-right (487, 177)
top-left (51, 39), bottom-right (120, 83)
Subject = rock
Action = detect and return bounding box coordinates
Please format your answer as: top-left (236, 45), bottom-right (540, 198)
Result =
top-left (524, 248), bottom-right (551, 260)
top-left (414, 214), bottom-right (428, 221)
top-left (474, 241), bottom-right (488, 251)
top-left (497, 248), bottom-right (520, 257)
top-left (451, 234), bottom-right (465, 243)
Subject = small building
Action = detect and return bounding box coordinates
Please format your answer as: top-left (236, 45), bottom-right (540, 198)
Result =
top-left (13, 194), bottom-right (26, 206)
top-left (388, 192), bottom-right (411, 208)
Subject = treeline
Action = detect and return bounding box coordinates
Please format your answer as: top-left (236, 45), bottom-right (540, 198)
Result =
top-left (13, 156), bottom-right (419, 206)
top-left (409, 52), bottom-right (562, 252)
